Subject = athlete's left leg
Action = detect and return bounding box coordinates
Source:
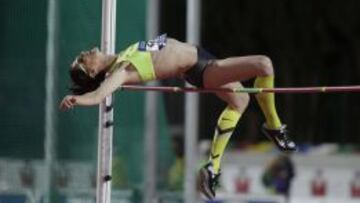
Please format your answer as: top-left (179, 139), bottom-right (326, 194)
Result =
top-left (208, 82), bottom-right (249, 173)
top-left (198, 81), bottom-right (249, 199)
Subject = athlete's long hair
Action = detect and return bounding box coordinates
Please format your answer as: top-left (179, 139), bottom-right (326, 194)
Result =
top-left (69, 67), bottom-right (106, 95)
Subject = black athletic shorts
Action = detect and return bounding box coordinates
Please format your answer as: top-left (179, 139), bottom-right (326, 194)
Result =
top-left (184, 47), bottom-right (217, 87)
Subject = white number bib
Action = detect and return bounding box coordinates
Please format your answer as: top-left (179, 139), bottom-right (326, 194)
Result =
top-left (138, 34), bottom-right (167, 51)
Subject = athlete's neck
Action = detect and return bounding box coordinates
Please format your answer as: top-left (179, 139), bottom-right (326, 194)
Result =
top-left (102, 55), bottom-right (118, 72)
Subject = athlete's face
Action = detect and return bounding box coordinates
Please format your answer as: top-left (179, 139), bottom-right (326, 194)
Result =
top-left (75, 47), bottom-right (104, 77)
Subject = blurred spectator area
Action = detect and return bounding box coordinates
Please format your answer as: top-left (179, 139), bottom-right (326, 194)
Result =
top-left (219, 150), bottom-right (360, 202)
top-left (0, 159), bottom-right (133, 203)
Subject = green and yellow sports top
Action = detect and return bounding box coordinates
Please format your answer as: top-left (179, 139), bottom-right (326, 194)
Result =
top-left (109, 34), bottom-right (167, 82)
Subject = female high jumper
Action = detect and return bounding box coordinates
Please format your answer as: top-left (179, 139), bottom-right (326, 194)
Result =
top-left (59, 34), bottom-right (296, 200)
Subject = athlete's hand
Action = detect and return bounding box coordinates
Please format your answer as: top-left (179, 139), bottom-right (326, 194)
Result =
top-left (59, 95), bottom-right (77, 111)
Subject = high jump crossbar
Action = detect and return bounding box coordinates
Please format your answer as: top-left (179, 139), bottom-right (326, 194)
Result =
top-left (120, 85), bottom-right (360, 94)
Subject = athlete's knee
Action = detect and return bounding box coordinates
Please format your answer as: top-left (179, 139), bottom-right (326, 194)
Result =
top-left (253, 55), bottom-right (274, 76)
top-left (230, 93), bottom-right (250, 113)
top-left (239, 93), bottom-right (250, 109)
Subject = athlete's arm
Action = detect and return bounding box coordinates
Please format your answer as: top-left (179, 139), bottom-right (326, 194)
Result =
top-left (59, 63), bottom-right (130, 111)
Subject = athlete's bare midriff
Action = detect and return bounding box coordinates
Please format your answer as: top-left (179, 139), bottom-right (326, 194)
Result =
top-left (150, 38), bottom-right (197, 79)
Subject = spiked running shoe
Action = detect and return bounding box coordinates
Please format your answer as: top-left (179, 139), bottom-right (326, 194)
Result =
top-left (197, 163), bottom-right (221, 200)
top-left (262, 124), bottom-right (297, 151)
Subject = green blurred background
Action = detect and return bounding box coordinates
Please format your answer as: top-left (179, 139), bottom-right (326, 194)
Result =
top-left (0, 0), bottom-right (173, 202)
top-left (1, 0), bottom-right (360, 202)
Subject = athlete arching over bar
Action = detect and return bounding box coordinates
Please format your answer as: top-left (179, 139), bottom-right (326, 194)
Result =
top-left (59, 34), bottom-right (296, 200)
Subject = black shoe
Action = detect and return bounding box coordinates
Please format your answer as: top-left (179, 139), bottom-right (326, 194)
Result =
top-left (262, 124), bottom-right (297, 151)
top-left (197, 163), bottom-right (221, 200)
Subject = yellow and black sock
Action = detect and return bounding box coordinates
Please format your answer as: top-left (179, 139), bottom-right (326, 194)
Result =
top-left (254, 75), bottom-right (282, 129)
top-left (209, 106), bottom-right (241, 174)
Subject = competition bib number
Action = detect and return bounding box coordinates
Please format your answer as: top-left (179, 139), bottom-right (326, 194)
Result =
top-left (138, 34), bottom-right (167, 51)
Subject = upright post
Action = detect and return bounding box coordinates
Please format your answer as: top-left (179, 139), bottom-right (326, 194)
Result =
top-left (44, 0), bottom-right (58, 202)
top-left (97, 0), bottom-right (116, 202)
top-left (144, 0), bottom-right (160, 202)
top-left (185, 0), bottom-right (201, 202)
